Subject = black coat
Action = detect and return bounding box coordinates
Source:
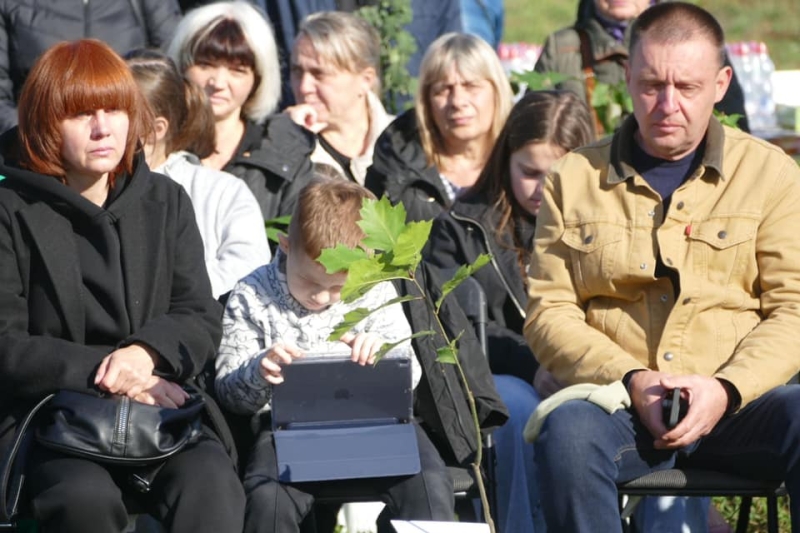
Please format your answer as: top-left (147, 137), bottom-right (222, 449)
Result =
top-left (0, 0), bottom-right (182, 133)
top-left (223, 115), bottom-right (316, 224)
top-left (365, 109), bottom-right (451, 223)
top-left (0, 146), bottom-right (226, 459)
top-left (395, 262), bottom-right (508, 466)
top-left (424, 194), bottom-right (539, 383)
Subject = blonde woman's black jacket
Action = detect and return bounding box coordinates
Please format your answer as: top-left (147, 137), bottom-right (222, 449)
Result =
top-left (0, 135), bottom-right (228, 460)
top-left (424, 193), bottom-right (540, 384)
top-left (365, 109), bottom-right (451, 223)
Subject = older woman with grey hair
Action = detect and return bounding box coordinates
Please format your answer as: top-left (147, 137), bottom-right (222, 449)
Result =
top-left (365, 32), bottom-right (513, 223)
top-left (168, 1), bottom-right (315, 223)
top-left (283, 11), bottom-right (392, 186)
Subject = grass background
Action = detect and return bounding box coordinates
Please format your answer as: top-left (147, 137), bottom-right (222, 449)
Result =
top-left (503, 0), bottom-right (800, 70)
top-left (503, 2), bottom-right (798, 529)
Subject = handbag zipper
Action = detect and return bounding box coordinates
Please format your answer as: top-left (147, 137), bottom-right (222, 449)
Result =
top-left (114, 396), bottom-right (130, 451)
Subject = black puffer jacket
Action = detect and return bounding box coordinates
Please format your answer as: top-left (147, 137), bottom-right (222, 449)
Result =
top-left (365, 109), bottom-right (451, 223)
top-left (395, 262), bottom-right (508, 465)
top-left (0, 0), bottom-right (182, 133)
top-left (425, 193), bottom-right (539, 383)
top-left (222, 114), bottom-right (316, 223)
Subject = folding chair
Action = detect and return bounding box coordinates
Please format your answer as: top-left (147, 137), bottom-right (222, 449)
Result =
top-left (618, 469), bottom-right (785, 533)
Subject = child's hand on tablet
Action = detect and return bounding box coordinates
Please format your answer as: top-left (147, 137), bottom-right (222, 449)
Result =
top-left (259, 344), bottom-right (304, 384)
top-left (340, 332), bottom-right (385, 366)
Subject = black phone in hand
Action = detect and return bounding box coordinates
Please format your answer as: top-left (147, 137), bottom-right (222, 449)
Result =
top-left (662, 387), bottom-right (688, 428)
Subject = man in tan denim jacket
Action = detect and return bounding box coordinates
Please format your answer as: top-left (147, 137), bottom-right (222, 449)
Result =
top-left (524, 3), bottom-right (800, 532)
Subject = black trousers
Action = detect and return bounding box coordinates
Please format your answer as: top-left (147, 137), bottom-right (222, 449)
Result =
top-left (26, 433), bottom-right (245, 533)
top-left (243, 422), bottom-right (455, 533)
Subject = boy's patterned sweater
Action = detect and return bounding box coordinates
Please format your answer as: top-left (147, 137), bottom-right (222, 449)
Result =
top-left (215, 251), bottom-right (421, 414)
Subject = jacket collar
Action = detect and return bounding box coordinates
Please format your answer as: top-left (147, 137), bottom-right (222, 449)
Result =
top-left (231, 115), bottom-right (315, 182)
top-left (6, 153), bottom-right (160, 339)
top-left (607, 114), bottom-right (726, 185)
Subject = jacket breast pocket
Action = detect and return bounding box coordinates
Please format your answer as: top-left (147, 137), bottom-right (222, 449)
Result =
top-left (686, 217), bottom-right (758, 284)
top-left (561, 222), bottom-right (625, 293)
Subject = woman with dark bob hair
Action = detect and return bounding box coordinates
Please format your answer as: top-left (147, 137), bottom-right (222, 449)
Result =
top-left (0, 39), bottom-right (245, 533)
top-left (168, 1), bottom-right (316, 225)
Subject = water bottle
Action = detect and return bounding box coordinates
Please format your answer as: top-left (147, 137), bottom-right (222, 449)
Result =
top-left (755, 41), bottom-right (777, 131)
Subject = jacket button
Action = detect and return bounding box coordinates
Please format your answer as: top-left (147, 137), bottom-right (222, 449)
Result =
top-left (281, 164), bottom-right (289, 172)
top-left (665, 258), bottom-right (673, 266)
top-left (640, 263), bottom-right (647, 270)
top-left (683, 297), bottom-right (692, 305)
top-left (647, 210), bottom-right (656, 217)
top-left (243, 151), bottom-right (251, 157)
top-left (663, 352), bottom-right (674, 361)
top-left (718, 230), bottom-right (727, 239)
top-left (676, 201), bottom-right (685, 210)
top-left (660, 294), bottom-right (668, 302)
top-left (583, 235), bottom-right (594, 244)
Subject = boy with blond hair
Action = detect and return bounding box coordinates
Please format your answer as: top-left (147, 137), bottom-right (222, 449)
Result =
top-left (215, 178), bottom-right (454, 533)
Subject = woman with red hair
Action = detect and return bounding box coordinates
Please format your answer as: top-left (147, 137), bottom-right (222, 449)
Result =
top-left (0, 39), bottom-right (245, 533)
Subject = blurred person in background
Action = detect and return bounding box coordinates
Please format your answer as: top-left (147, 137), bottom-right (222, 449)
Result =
top-left (461, 0), bottom-right (504, 50)
top-left (534, 0), bottom-right (749, 136)
top-left (0, 0), bottom-right (182, 134)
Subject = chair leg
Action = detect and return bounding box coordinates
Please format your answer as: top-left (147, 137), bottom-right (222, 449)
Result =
top-left (735, 496), bottom-right (752, 533)
top-left (766, 495), bottom-right (779, 533)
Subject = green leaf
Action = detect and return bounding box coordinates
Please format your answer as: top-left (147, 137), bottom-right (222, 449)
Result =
top-left (264, 215), bottom-right (292, 243)
top-left (372, 330), bottom-right (436, 362)
top-left (328, 307), bottom-right (373, 341)
top-left (327, 294), bottom-right (423, 340)
top-left (339, 257), bottom-right (410, 303)
top-left (714, 109), bottom-right (744, 129)
top-left (510, 70), bottom-right (571, 91)
top-left (358, 197), bottom-right (407, 251)
top-left (435, 331), bottom-right (463, 365)
top-left (435, 254), bottom-right (492, 311)
top-left (318, 245), bottom-right (369, 273)
top-left (390, 219), bottom-right (432, 268)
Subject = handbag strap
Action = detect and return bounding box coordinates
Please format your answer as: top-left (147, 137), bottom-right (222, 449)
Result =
top-left (0, 394), bottom-right (54, 522)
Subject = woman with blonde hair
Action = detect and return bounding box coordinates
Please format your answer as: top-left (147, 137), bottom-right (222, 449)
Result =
top-left (366, 32), bottom-right (513, 222)
top-left (284, 11), bottom-right (392, 185)
top-left (168, 1), bottom-right (315, 223)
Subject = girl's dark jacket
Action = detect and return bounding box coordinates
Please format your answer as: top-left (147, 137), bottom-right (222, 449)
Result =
top-left (0, 133), bottom-right (233, 461)
top-left (424, 193), bottom-right (540, 384)
top-left (395, 262), bottom-right (508, 466)
top-left (365, 109), bottom-right (451, 223)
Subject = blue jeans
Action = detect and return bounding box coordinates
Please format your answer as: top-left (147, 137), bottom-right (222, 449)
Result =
top-left (633, 496), bottom-right (710, 533)
top-left (490, 374), bottom-right (546, 533)
top-left (534, 385), bottom-right (800, 533)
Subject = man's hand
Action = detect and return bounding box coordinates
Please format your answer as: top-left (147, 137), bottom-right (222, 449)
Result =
top-left (656, 375), bottom-right (729, 449)
top-left (340, 332), bottom-right (384, 366)
top-left (259, 344), bottom-right (304, 385)
top-left (628, 370), bottom-right (729, 449)
top-left (283, 104), bottom-right (328, 134)
top-left (94, 343), bottom-right (159, 397)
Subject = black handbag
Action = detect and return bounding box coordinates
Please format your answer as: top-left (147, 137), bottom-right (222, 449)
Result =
top-left (35, 390), bottom-right (204, 465)
top-left (1, 389), bottom-right (205, 522)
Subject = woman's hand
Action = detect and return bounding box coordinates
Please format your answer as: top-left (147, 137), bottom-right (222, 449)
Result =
top-left (283, 104), bottom-right (328, 134)
top-left (131, 376), bottom-right (189, 408)
top-left (94, 343), bottom-right (159, 398)
top-left (340, 332), bottom-right (384, 366)
top-left (259, 344), bottom-right (304, 385)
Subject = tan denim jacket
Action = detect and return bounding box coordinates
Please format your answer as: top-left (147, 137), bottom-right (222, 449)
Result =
top-left (525, 116), bottom-right (800, 409)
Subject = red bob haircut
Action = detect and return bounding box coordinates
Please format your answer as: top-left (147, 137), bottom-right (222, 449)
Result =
top-left (16, 39), bottom-right (153, 182)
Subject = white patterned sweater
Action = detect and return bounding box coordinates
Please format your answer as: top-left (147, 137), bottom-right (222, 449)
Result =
top-left (215, 251), bottom-right (422, 415)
